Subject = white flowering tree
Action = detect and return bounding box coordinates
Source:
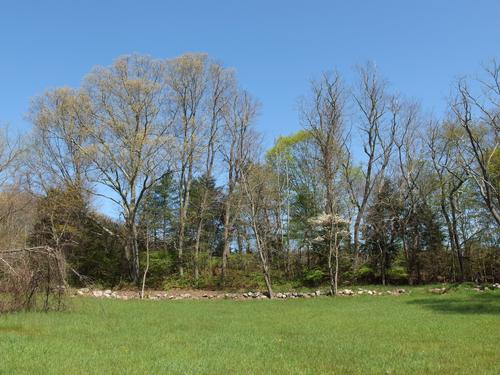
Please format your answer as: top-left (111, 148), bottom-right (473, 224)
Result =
top-left (308, 213), bottom-right (350, 295)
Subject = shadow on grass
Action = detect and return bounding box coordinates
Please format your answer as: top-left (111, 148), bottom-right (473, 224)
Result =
top-left (407, 292), bottom-right (500, 315)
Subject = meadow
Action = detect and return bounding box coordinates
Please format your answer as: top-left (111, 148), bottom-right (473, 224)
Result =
top-left (0, 286), bottom-right (499, 374)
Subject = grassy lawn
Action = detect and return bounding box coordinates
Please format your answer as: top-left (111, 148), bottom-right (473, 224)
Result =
top-left (1, 287), bottom-right (499, 374)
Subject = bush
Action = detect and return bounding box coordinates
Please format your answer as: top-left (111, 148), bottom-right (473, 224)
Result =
top-left (303, 269), bottom-right (325, 286)
top-left (387, 266), bottom-right (409, 284)
top-left (0, 246), bottom-right (66, 312)
top-left (140, 251), bottom-right (174, 288)
top-left (354, 265), bottom-right (376, 282)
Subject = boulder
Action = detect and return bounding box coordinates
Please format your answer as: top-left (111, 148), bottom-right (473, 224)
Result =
top-left (429, 288), bottom-right (447, 294)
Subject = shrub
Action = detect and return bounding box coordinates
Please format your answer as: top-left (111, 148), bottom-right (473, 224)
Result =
top-left (387, 266), bottom-right (409, 284)
top-left (140, 251), bottom-right (174, 288)
top-left (303, 269), bottom-right (325, 286)
top-left (354, 265), bottom-right (376, 282)
top-left (0, 246), bottom-right (66, 312)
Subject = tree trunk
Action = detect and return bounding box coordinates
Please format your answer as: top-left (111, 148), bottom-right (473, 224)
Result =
top-left (141, 227), bottom-right (150, 299)
top-left (221, 198), bottom-right (231, 279)
top-left (193, 222), bottom-right (202, 281)
top-left (193, 182), bottom-right (210, 281)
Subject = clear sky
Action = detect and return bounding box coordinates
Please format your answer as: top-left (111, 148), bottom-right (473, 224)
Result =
top-left (1, 0), bottom-right (499, 147)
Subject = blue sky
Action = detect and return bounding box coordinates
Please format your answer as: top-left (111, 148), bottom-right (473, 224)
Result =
top-left (2, 0), bottom-right (499, 147)
top-left (1, 0), bottom-right (498, 217)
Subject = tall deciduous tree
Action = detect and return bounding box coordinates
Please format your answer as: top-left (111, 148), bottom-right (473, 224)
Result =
top-left (344, 64), bottom-right (395, 268)
top-left (451, 60), bottom-right (499, 225)
top-left (299, 72), bottom-right (348, 294)
top-left (82, 55), bottom-right (175, 283)
top-left (220, 89), bottom-right (259, 279)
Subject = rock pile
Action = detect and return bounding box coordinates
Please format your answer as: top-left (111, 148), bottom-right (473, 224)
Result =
top-left (74, 287), bottom-right (407, 301)
top-left (274, 290), bottom-right (321, 299)
top-left (429, 287), bottom-right (448, 294)
top-left (473, 283), bottom-right (500, 292)
top-left (338, 288), bottom-right (406, 296)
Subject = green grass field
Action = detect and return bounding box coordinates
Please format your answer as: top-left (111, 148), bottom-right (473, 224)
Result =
top-left (1, 286), bottom-right (499, 374)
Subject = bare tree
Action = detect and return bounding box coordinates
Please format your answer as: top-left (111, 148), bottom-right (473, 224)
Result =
top-left (220, 89), bottom-right (259, 279)
top-left (428, 121), bottom-right (467, 280)
top-left (299, 72), bottom-right (348, 294)
top-left (0, 126), bottom-right (32, 251)
top-left (192, 63), bottom-right (233, 280)
top-left (240, 163), bottom-right (275, 298)
top-left (451, 61), bottom-right (499, 225)
top-left (167, 53), bottom-right (209, 276)
top-left (82, 55), bottom-right (175, 283)
top-left (344, 64), bottom-right (396, 267)
top-left (28, 88), bottom-right (92, 194)
top-left (393, 102), bottom-right (429, 283)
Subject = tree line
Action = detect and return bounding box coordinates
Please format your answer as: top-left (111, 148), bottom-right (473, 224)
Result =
top-left (0, 54), bottom-right (498, 297)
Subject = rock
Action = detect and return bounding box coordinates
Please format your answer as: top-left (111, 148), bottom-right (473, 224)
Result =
top-left (429, 288), bottom-right (447, 294)
top-left (396, 289), bottom-right (406, 294)
top-left (357, 291), bottom-right (364, 295)
top-left (93, 290), bottom-right (103, 297)
top-left (367, 290), bottom-right (373, 295)
top-left (77, 290), bottom-right (85, 296)
top-left (315, 290), bottom-right (321, 296)
top-left (79, 288), bottom-right (90, 294)
top-left (492, 283), bottom-right (500, 289)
